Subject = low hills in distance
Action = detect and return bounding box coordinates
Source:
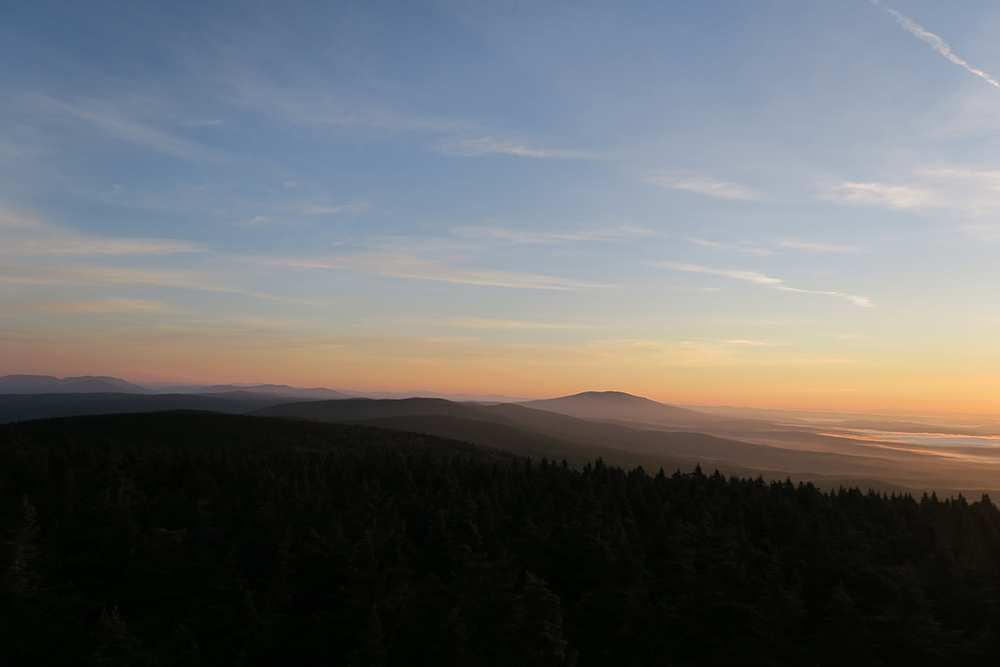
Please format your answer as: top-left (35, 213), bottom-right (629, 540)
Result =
top-left (3, 375), bottom-right (1000, 498)
top-left (0, 374), bottom-right (352, 400)
top-left (0, 374), bottom-right (524, 403)
top-left (521, 390), bottom-right (741, 427)
top-left (0, 391), bottom-right (304, 424)
top-left (0, 374), bottom-right (150, 394)
top-left (158, 383), bottom-right (352, 400)
top-left (254, 396), bottom-right (1000, 498)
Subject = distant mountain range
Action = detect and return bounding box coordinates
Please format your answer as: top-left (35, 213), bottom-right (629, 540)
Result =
top-left (0, 375), bottom-right (151, 394)
top-left (154, 383), bottom-right (352, 400)
top-left (0, 392), bottom-right (305, 423)
top-left (4, 374), bottom-right (999, 497)
top-left (519, 390), bottom-right (742, 428)
top-left (0, 375), bottom-right (525, 403)
top-left (252, 396), bottom-right (1000, 496)
top-left (254, 397), bottom-right (790, 474)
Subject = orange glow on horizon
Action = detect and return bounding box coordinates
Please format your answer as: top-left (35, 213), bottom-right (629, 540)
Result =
top-left (4, 327), bottom-right (999, 418)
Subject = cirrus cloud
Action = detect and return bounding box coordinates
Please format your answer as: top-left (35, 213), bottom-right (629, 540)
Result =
top-left (648, 172), bottom-right (764, 200)
top-left (658, 262), bottom-right (873, 307)
top-left (0, 205), bottom-right (203, 256)
top-left (22, 297), bottom-right (168, 313)
top-left (780, 241), bottom-right (872, 254)
top-left (275, 253), bottom-right (613, 291)
top-left (438, 137), bottom-right (606, 160)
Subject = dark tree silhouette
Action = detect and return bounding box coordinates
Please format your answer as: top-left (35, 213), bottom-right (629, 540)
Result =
top-left (2, 411), bottom-right (1000, 665)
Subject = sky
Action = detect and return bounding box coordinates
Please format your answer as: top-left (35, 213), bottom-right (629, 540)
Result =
top-left (2, 0), bottom-right (1000, 413)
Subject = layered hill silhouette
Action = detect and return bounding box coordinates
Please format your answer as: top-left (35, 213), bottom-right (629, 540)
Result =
top-left (519, 390), bottom-right (748, 429)
top-left (3, 383), bottom-right (998, 496)
top-left (254, 396), bottom-right (1000, 495)
top-left (154, 383), bottom-right (352, 399)
top-left (0, 392), bottom-right (304, 423)
top-left (0, 374), bottom-right (150, 394)
top-left (0, 374), bottom-right (516, 402)
top-left (522, 389), bottom-right (707, 419)
top-left (0, 375), bottom-right (353, 400)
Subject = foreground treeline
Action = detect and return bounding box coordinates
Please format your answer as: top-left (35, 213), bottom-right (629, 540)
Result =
top-left (2, 414), bottom-right (1000, 665)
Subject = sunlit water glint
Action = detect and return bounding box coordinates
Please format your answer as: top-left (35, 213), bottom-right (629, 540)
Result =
top-left (842, 430), bottom-right (1000, 448)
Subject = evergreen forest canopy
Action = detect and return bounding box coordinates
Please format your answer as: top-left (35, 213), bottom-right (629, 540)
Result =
top-left (3, 412), bottom-right (1000, 665)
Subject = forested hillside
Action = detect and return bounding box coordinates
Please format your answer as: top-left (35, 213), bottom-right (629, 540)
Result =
top-left (0, 392), bottom-right (303, 424)
top-left (3, 412), bottom-right (1000, 665)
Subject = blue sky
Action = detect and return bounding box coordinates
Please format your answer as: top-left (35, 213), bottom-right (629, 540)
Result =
top-left (3, 0), bottom-right (1000, 411)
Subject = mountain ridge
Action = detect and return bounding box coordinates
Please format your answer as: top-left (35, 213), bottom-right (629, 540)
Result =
top-left (254, 396), bottom-right (1000, 494)
top-left (0, 374), bottom-right (151, 394)
top-left (519, 389), bottom-right (743, 428)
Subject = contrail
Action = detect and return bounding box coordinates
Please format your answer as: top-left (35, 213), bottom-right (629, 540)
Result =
top-left (879, 4), bottom-right (1000, 90)
top-left (657, 262), bottom-right (873, 307)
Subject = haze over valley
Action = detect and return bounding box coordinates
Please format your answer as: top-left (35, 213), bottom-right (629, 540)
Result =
top-left (5, 374), bottom-right (998, 499)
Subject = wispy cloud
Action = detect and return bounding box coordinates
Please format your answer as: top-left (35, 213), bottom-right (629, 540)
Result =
top-left (688, 238), bottom-right (777, 256)
top-left (388, 316), bottom-right (606, 330)
top-left (4, 237), bottom-right (202, 256)
top-left (0, 207), bottom-right (44, 231)
top-left (22, 94), bottom-right (225, 162)
top-left (919, 167), bottom-right (1000, 187)
top-left (179, 118), bottom-right (225, 127)
top-left (209, 67), bottom-right (601, 162)
top-left (831, 182), bottom-right (936, 209)
top-left (658, 262), bottom-right (873, 307)
top-left (648, 172), bottom-right (764, 200)
top-left (232, 201), bottom-right (370, 227)
top-left (0, 205), bottom-right (203, 256)
top-left (453, 225), bottom-right (657, 244)
top-left (210, 63), bottom-right (481, 137)
top-left (438, 137), bottom-right (605, 160)
top-left (275, 253), bottom-right (613, 291)
top-left (712, 339), bottom-right (784, 347)
top-left (876, 4), bottom-right (1000, 91)
top-left (22, 298), bottom-right (168, 314)
top-left (581, 338), bottom-right (736, 367)
top-left (827, 168), bottom-right (1000, 232)
top-left (443, 317), bottom-right (603, 329)
top-left (314, 107), bottom-right (481, 134)
top-left (780, 241), bottom-right (872, 253)
top-left (661, 263), bottom-right (785, 287)
top-left (300, 201), bottom-right (370, 214)
top-left (0, 264), bottom-right (285, 301)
